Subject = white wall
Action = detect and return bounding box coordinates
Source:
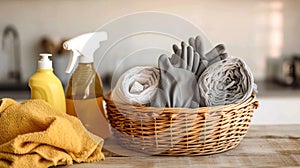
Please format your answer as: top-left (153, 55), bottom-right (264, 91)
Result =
top-left (1, 0), bottom-right (300, 83)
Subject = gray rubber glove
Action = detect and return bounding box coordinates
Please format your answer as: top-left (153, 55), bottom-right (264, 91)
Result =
top-left (172, 36), bottom-right (228, 77)
top-left (151, 54), bottom-right (200, 108)
top-left (187, 36), bottom-right (227, 64)
top-left (170, 42), bottom-right (200, 73)
top-left (188, 36), bottom-right (205, 58)
top-left (171, 41), bottom-right (208, 80)
top-left (206, 52), bottom-right (227, 67)
top-left (205, 44), bottom-right (227, 66)
top-left (188, 36), bottom-right (228, 79)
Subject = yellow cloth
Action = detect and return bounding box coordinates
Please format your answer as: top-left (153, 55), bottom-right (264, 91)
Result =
top-left (0, 98), bottom-right (105, 168)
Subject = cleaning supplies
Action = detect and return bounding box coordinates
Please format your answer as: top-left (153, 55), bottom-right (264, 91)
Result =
top-left (29, 53), bottom-right (66, 113)
top-left (64, 32), bottom-right (110, 139)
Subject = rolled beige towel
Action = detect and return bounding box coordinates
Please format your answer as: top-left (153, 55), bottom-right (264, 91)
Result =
top-left (199, 57), bottom-right (256, 106)
top-left (111, 66), bottom-right (160, 105)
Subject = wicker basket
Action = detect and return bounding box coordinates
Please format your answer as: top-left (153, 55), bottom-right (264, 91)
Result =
top-left (104, 92), bottom-right (259, 156)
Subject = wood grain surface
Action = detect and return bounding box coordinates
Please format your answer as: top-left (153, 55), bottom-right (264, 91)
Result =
top-left (62, 125), bottom-right (300, 168)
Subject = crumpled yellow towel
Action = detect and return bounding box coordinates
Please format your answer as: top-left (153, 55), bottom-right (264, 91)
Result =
top-left (0, 98), bottom-right (105, 168)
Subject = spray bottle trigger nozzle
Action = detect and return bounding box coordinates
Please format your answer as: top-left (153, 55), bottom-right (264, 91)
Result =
top-left (65, 50), bottom-right (81, 74)
top-left (63, 32), bottom-right (108, 74)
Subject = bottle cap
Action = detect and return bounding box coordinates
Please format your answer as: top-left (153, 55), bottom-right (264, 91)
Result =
top-left (38, 53), bottom-right (53, 70)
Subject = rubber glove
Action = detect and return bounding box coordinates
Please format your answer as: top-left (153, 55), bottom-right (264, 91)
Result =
top-left (205, 44), bottom-right (227, 66)
top-left (187, 36), bottom-right (227, 65)
top-left (170, 42), bottom-right (200, 73)
top-left (171, 42), bottom-right (208, 80)
top-left (151, 54), bottom-right (200, 108)
top-left (172, 36), bottom-right (228, 80)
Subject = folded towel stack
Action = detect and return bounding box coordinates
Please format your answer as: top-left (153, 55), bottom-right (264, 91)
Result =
top-left (111, 66), bottom-right (160, 105)
top-left (0, 98), bottom-right (105, 168)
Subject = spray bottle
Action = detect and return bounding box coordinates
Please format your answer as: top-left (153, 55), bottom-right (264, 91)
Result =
top-left (29, 53), bottom-right (66, 113)
top-left (64, 32), bottom-right (109, 138)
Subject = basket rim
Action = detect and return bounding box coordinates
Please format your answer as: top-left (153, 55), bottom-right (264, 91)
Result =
top-left (104, 91), bottom-right (258, 112)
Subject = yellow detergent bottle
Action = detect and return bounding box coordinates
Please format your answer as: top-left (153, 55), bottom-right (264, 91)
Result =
top-left (29, 53), bottom-right (66, 113)
top-left (63, 32), bottom-right (110, 138)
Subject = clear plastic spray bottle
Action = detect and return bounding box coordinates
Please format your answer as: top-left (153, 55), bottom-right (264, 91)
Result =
top-left (64, 32), bottom-right (110, 138)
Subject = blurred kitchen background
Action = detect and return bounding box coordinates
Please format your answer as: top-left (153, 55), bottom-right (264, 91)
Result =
top-left (0, 0), bottom-right (300, 124)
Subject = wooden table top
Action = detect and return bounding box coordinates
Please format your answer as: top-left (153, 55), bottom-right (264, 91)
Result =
top-left (63, 125), bottom-right (300, 168)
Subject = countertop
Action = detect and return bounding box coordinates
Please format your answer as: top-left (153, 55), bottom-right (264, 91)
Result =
top-left (0, 82), bottom-right (299, 167)
top-left (62, 125), bottom-right (300, 167)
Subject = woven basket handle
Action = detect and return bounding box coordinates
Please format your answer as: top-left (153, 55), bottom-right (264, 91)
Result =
top-left (253, 100), bottom-right (259, 109)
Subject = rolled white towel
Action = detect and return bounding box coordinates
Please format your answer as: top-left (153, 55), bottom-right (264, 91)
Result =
top-left (111, 66), bottom-right (160, 105)
top-left (199, 57), bottom-right (256, 106)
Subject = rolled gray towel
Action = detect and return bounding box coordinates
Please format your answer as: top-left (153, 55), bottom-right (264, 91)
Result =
top-left (199, 57), bottom-right (255, 106)
top-left (111, 66), bottom-right (160, 105)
